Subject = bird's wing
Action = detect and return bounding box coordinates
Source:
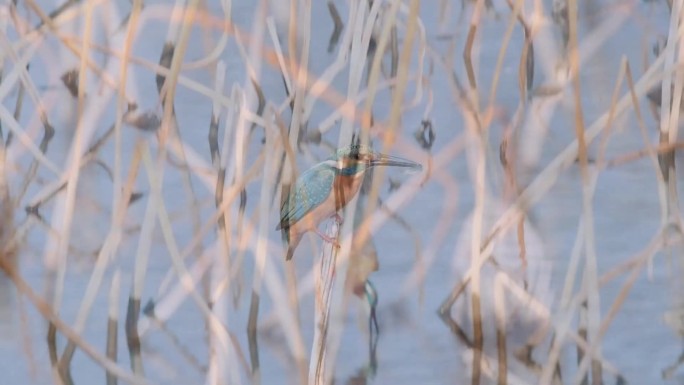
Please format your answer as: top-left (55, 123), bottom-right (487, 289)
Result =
top-left (277, 165), bottom-right (335, 230)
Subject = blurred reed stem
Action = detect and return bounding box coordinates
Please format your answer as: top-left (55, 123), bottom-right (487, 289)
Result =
top-left (107, 271), bottom-right (121, 385)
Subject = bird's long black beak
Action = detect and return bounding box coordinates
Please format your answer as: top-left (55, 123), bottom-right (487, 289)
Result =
top-left (370, 153), bottom-right (422, 170)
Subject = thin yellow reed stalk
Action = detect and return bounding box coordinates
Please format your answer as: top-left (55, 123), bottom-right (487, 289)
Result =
top-left (488, 0), bottom-right (524, 109)
top-left (248, 115), bottom-right (279, 384)
top-left (50, 3), bottom-right (95, 379)
top-left (361, 0), bottom-right (400, 133)
top-left (567, 0), bottom-right (603, 382)
top-left (358, 0), bottom-right (421, 273)
top-left (110, 2), bottom-right (142, 376)
top-left (338, 0), bottom-right (375, 142)
top-left (281, 0), bottom-right (312, 374)
top-left (207, 58), bottom-right (231, 385)
top-left (181, 0), bottom-right (231, 70)
top-left (305, 1), bottom-right (373, 129)
top-left (128, 0), bottom-right (198, 375)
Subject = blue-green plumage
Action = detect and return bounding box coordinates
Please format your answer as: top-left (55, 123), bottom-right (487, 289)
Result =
top-left (277, 164), bottom-right (337, 233)
top-left (277, 144), bottom-right (422, 260)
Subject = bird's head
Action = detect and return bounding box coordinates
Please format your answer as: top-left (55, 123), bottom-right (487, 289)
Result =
top-left (329, 144), bottom-right (422, 176)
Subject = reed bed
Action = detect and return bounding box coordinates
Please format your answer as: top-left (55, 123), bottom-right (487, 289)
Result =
top-left (0, 0), bottom-right (682, 384)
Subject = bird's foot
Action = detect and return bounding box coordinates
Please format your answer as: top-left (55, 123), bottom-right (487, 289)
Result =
top-left (332, 212), bottom-right (344, 225)
top-left (314, 228), bottom-right (341, 248)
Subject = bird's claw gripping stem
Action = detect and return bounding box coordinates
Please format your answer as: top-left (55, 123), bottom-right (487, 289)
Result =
top-left (314, 228), bottom-right (341, 248)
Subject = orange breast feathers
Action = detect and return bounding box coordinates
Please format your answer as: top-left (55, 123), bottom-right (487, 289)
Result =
top-left (331, 173), bottom-right (365, 211)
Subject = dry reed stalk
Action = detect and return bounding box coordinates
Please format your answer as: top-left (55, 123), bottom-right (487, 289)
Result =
top-left (279, 1), bottom-right (309, 353)
top-left (304, 1), bottom-right (373, 133)
top-left (566, 0), bottom-right (603, 382)
top-left (127, 160), bottom-right (153, 374)
top-left (247, 114), bottom-right (280, 384)
top-left (61, 136), bottom-right (141, 374)
top-left (326, 1), bottom-right (343, 53)
top-left (456, 2), bottom-right (488, 383)
top-left (107, 2), bottom-right (144, 380)
top-left (221, 87), bottom-right (247, 301)
top-left (287, 0), bottom-right (310, 139)
top-left (657, 0), bottom-right (684, 225)
top-left (204, 7), bottom-right (249, 307)
top-left (107, 271), bottom-right (121, 385)
top-left (550, 56), bottom-right (625, 381)
top-left (658, 1), bottom-right (684, 361)
top-left (488, 0), bottom-right (524, 108)
top-left (155, 2), bottom-right (205, 322)
top-left (206, 59), bottom-right (232, 385)
top-left (46, 2), bottom-right (98, 381)
top-left (339, 0), bottom-right (378, 140)
top-left (308, 220), bottom-right (342, 385)
top-left (127, 0), bottom-right (199, 375)
top-left (237, 3), bottom-right (289, 382)
top-left (363, 0), bottom-right (420, 211)
top-left (0, 31), bottom-right (55, 204)
top-left (317, 213), bottom-right (356, 385)
top-left (227, 5), bottom-right (267, 300)
top-left (181, 0), bottom-right (232, 71)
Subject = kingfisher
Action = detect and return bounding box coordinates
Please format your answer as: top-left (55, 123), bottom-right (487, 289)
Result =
top-left (276, 144), bottom-right (421, 260)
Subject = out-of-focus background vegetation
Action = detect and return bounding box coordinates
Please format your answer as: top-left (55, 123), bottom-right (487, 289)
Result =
top-left (0, 0), bottom-right (683, 384)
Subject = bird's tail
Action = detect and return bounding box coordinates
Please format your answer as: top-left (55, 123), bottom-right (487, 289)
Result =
top-left (285, 232), bottom-right (302, 261)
